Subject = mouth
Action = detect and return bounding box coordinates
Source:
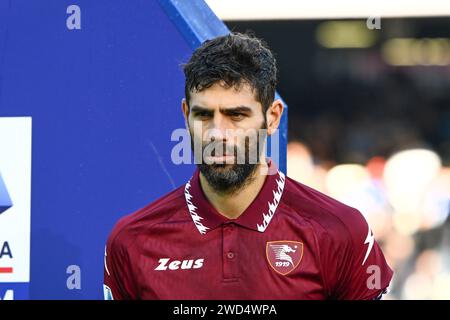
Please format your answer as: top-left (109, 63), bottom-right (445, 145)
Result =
top-left (203, 154), bottom-right (235, 164)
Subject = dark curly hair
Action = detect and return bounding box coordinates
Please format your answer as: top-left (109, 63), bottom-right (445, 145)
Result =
top-left (183, 32), bottom-right (278, 113)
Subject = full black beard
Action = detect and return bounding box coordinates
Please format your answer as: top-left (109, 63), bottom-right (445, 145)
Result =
top-left (190, 120), bottom-right (267, 195)
top-left (198, 162), bottom-right (259, 195)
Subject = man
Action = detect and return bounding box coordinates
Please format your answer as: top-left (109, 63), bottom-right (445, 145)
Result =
top-left (103, 32), bottom-right (393, 300)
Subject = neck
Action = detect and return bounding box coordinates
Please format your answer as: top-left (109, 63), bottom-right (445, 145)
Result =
top-left (199, 160), bottom-right (269, 220)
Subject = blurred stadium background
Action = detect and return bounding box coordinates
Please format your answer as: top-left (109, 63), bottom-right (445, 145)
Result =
top-left (206, 0), bottom-right (450, 300)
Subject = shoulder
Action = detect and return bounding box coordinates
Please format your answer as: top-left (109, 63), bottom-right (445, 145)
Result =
top-left (281, 175), bottom-right (370, 245)
top-left (107, 184), bottom-right (188, 250)
top-left (281, 175), bottom-right (392, 298)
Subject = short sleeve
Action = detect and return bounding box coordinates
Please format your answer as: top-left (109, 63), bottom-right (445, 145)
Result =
top-left (323, 208), bottom-right (394, 300)
top-left (103, 229), bottom-right (138, 300)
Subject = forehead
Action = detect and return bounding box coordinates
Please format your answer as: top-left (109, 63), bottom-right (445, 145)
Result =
top-left (189, 81), bottom-right (261, 110)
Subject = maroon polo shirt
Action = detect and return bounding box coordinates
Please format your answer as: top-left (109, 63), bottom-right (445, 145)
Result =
top-left (103, 161), bottom-right (393, 300)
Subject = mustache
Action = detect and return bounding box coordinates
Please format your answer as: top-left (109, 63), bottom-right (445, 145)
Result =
top-left (202, 141), bottom-right (238, 156)
top-left (201, 137), bottom-right (262, 165)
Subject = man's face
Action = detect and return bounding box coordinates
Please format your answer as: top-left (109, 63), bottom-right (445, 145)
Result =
top-left (183, 81), bottom-right (267, 194)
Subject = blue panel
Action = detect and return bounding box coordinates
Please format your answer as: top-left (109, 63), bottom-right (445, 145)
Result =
top-left (0, 0), bottom-right (194, 299)
top-left (158, 0), bottom-right (229, 48)
top-left (274, 93), bottom-right (288, 171)
top-left (0, 0), bottom-right (287, 299)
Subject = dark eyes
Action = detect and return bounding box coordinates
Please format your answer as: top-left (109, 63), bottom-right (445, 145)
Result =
top-left (229, 113), bottom-right (245, 121)
top-left (194, 112), bottom-right (212, 120)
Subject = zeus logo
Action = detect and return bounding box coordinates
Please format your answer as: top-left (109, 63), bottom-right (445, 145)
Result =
top-left (0, 172), bottom-right (13, 215)
top-left (155, 258), bottom-right (204, 271)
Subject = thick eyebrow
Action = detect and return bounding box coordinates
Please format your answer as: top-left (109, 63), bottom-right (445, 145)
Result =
top-left (190, 105), bottom-right (214, 116)
top-left (190, 105), bottom-right (253, 116)
top-left (220, 106), bottom-right (253, 115)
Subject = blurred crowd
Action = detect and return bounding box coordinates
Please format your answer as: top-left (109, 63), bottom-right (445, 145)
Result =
top-left (283, 19), bottom-right (450, 299)
top-left (286, 71), bottom-right (450, 299)
top-left (287, 142), bottom-right (450, 299)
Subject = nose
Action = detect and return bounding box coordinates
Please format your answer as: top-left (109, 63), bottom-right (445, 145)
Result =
top-left (208, 114), bottom-right (229, 142)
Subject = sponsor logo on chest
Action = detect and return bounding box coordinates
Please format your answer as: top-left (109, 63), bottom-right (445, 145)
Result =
top-left (154, 258), bottom-right (204, 271)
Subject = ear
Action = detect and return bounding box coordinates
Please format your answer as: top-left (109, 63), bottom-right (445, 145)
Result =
top-left (181, 98), bottom-right (190, 128)
top-left (265, 99), bottom-right (284, 135)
